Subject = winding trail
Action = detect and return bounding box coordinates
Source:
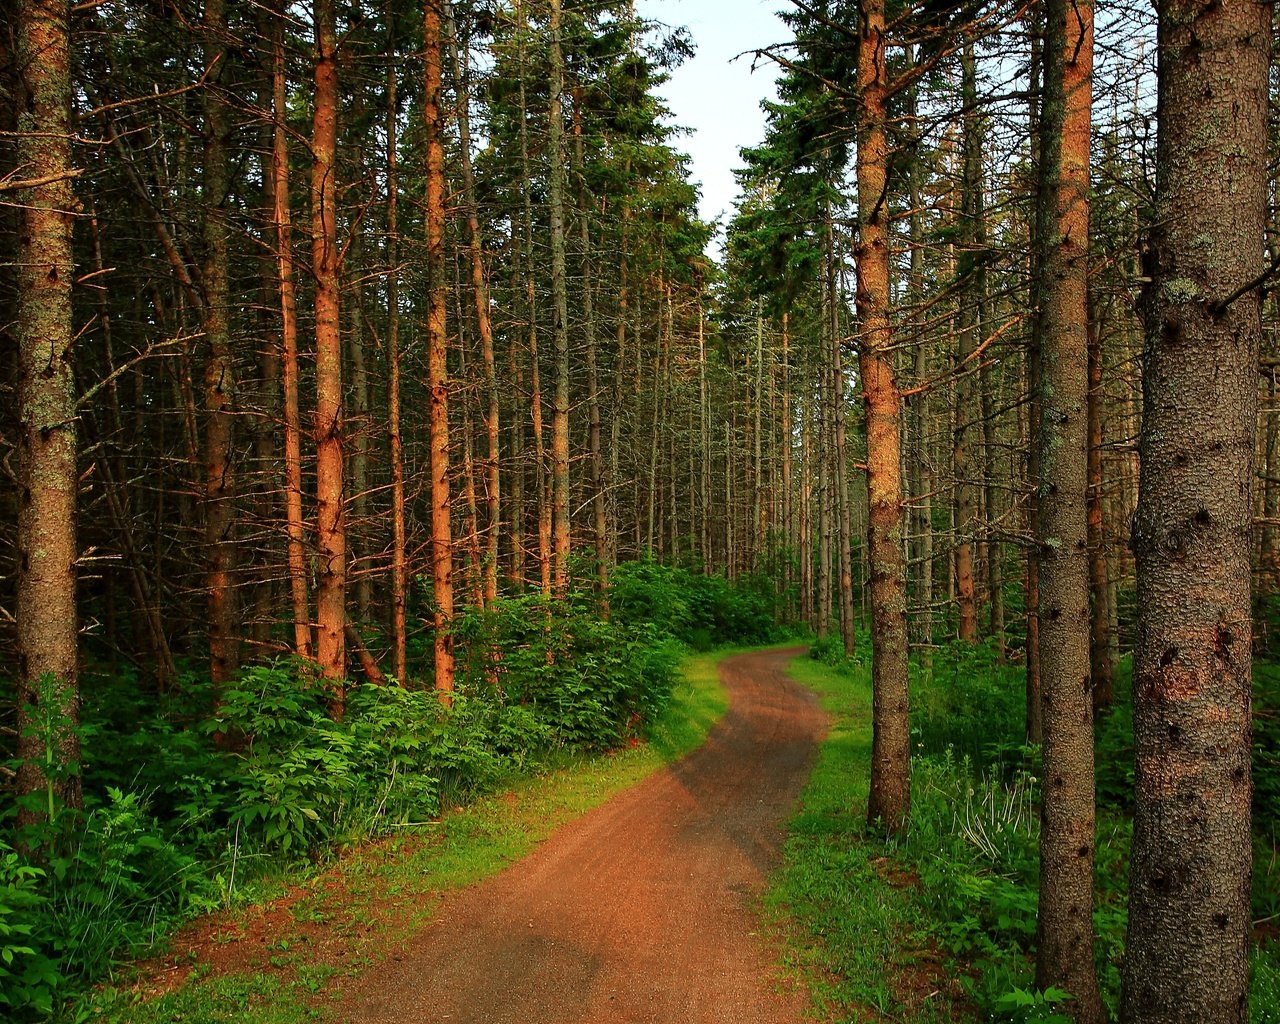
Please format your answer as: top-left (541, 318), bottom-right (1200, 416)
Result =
top-left (343, 646), bottom-right (827, 1024)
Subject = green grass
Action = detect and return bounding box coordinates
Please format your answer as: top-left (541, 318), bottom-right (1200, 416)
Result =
top-left (766, 653), bottom-right (973, 1024)
top-left (82, 648), bottom-right (734, 1024)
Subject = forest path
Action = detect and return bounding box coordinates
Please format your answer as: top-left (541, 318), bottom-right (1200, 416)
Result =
top-left (342, 646), bottom-right (827, 1024)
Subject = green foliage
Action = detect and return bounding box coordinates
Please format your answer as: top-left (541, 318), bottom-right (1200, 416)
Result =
top-left (910, 640), bottom-right (1029, 772)
top-left (2, 567), bottom-right (715, 1016)
top-left (993, 987), bottom-right (1074, 1024)
top-left (11, 673), bottom-right (80, 841)
top-left (44, 789), bottom-right (204, 983)
top-left (0, 843), bottom-right (57, 1019)
top-left (608, 561), bottom-right (785, 650)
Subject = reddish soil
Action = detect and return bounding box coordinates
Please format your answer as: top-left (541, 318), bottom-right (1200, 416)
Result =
top-left (342, 646), bottom-right (827, 1024)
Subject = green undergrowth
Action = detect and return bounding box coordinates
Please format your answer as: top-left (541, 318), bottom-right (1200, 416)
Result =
top-left (777, 642), bottom-right (1280, 1024)
top-left (77, 647), bottom-right (735, 1024)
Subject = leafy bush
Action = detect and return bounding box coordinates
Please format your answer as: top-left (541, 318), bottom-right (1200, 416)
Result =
top-left (454, 594), bottom-right (681, 748)
top-left (0, 843), bottom-right (58, 1020)
top-left (45, 789), bottom-right (204, 983)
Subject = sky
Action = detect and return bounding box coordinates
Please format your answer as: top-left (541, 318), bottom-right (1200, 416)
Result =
top-left (633, 0), bottom-right (789, 249)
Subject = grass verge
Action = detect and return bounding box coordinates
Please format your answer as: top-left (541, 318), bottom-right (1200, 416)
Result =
top-left (765, 652), bottom-right (974, 1024)
top-left (80, 648), bottom-right (734, 1024)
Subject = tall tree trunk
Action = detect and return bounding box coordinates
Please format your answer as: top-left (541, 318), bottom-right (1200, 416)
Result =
top-left (385, 19), bottom-right (406, 679)
top-left (547, 0), bottom-right (571, 596)
top-left (1122, 2), bottom-right (1267, 1020)
top-left (202, 0), bottom-right (239, 696)
top-left (856, 0), bottom-right (910, 834)
top-left (1024, 9), bottom-right (1045, 744)
top-left (953, 43), bottom-right (980, 645)
top-left (516, 2), bottom-right (551, 596)
top-left (608, 188), bottom-right (631, 573)
top-left (699, 295), bottom-right (712, 574)
top-left (1034, 0), bottom-right (1102, 1017)
top-left (446, 1), bottom-right (500, 606)
top-left (271, 2), bottom-right (312, 663)
top-left (816, 361), bottom-right (831, 637)
top-left (828, 218), bottom-right (855, 656)
top-left (905, 42), bottom-right (933, 662)
top-left (570, 87), bottom-right (608, 610)
top-left (425, 0), bottom-right (455, 696)
top-left (1086, 305), bottom-right (1112, 709)
top-left (800, 397), bottom-right (813, 626)
top-left (348, 210), bottom-right (372, 624)
top-left (781, 313), bottom-right (793, 613)
top-left (311, 0), bottom-right (345, 706)
top-left (14, 0), bottom-right (81, 823)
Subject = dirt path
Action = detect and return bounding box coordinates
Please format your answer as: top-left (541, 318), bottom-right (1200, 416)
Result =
top-left (342, 646), bottom-right (827, 1024)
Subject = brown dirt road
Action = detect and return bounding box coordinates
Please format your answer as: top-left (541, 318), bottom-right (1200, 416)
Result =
top-left (343, 646), bottom-right (827, 1024)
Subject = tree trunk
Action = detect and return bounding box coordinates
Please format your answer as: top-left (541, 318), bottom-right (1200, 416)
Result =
top-left (953, 44), bottom-right (980, 645)
top-left (517, 4), bottom-right (551, 596)
top-left (856, 0), bottom-right (910, 834)
top-left (1121, 2), bottom-right (1267, 1019)
top-left (14, 0), bottom-right (81, 823)
top-left (348, 211), bottom-right (372, 624)
top-left (425, 0), bottom-right (455, 697)
top-left (828, 219), bottom-right (855, 656)
top-left (384, 18), bottom-right (406, 680)
top-left (1086, 305), bottom-right (1112, 709)
top-left (1033, 0), bottom-right (1103, 1017)
top-left (446, 1), bottom-right (500, 607)
top-left (905, 43), bottom-right (933, 662)
top-left (781, 313), bottom-right (793, 614)
top-left (271, 2), bottom-right (312, 664)
top-left (1024, 8), bottom-right (1045, 744)
top-left (311, 0), bottom-right (345, 707)
top-left (202, 0), bottom-right (239, 696)
top-left (547, 0), bottom-right (571, 596)
top-left (699, 295), bottom-right (712, 574)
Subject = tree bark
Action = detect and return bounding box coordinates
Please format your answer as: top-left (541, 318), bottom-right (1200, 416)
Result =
top-left (1033, 0), bottom-right (1103, 1017)
top-left (15, 0), bottom-right (82, 823)
top-left (856, 0), bottom-right (910, 834)
top-left (446, 1), bottom-right (500, 607)
top-left (385, 16), bottom-right (406, 680)
top-left (1024, 8), bottom-right (1045, 744)
top-left (202, 0), bottom-right (239, 696)
top-left (547, 0), bottom-right (571, 596)
top-left (311, 0), bottom-right (345, 707)
top-left (425, 0), bottom-right (455, 697)
top-left (269, 1), bottom-right (312, 664)
top-left (1121, 2), bottom-right (1267, 1020)
top-left (953, 44), bottom-right (980, 645)
top-left (1086, 304), bottom-right (1112, 709)
top-left (827, 219), bottom-right (855, 656)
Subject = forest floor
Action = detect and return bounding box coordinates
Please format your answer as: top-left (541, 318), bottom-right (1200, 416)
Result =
top-left (95, 646), bottom-right (847, 1024)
